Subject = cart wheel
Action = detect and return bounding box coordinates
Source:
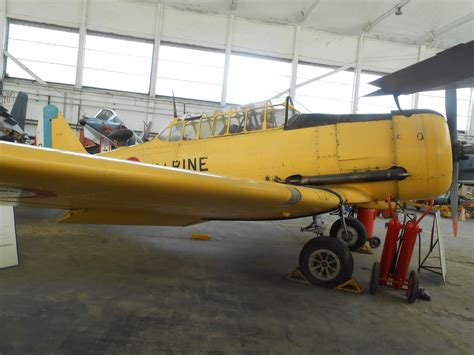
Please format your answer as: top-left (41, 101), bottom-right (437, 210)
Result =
top-left (406, 270), bottom-right (420, 303)
top-left (329, 217), bottom-right (367, 251)
top-left (369, 236), bottom-right (381, 249)
top-left (299, 237), bottom-right (354, 288)
top-left (369, 262), bottom-right (380, 295)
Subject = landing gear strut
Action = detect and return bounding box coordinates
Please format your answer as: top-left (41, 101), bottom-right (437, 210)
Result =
top-left (299, 237), bottom-right (354, 288)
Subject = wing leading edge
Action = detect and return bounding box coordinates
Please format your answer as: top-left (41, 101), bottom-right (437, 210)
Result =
top-left (0, 142), bottom-right (342, 225)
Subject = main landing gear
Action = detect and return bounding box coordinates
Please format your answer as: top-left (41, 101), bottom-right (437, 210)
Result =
top-left (298, 236), bottom-right (354, 288)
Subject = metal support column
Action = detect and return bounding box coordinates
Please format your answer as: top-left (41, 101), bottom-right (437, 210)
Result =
top-left (149, 2), bottom-right (163, 97)
top-left (220, 13), bottom-right (235, 106)
top-left (468, 88), bottom-right (474, 135)
top-left (0, 0), bottom-right (7, 81)
top-left (289, 25), bottom-right (301, 100)
top-left (411, 45), bottom-right (425, 109)
top-left (75, 0), bottom-right (88, 89)
top-left (351, 34), bottom-right (364, 114)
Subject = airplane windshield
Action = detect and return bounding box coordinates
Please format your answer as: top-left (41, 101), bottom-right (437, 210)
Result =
top-left (266, 105), bottom-right (286, 128)
top-left (229, 112), bottom-right (245, 134)
top-left (95, 109), bottom-right (115, 121)
top-left (213, 115), bottom-right (229, 136)
top-left (183, 120), bottom-right (199, 140)
top-left (156, 101), bottom-right (297, 143)
top-left (199, 117), bottom-right (213, 139)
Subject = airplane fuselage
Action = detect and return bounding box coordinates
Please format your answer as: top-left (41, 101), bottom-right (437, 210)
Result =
top-left (103, 109), bottom-right (453, 208)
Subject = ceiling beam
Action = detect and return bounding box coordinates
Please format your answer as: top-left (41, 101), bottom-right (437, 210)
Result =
top-left (298, 0), bottom-right (321, 23)
top-left (363, 0), bottom-right (410, 33)
top-left (423, 12), bottom-right (474, 44)
top-left (230, 0), bottom-right (237, 12)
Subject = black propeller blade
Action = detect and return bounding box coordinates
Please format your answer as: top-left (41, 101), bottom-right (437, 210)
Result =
top-left (366, 41), bottom-right (474, 236)
top-left (366, 41), bottom-right (474, 97)
top-left (445, 89), bottom-right (459, 236)
top-left (172, 91), bottom-right (178, 119)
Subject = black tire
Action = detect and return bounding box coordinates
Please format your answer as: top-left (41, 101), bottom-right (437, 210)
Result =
top-left (406, 270), bottom-right (419, 304)
top-left (299, 237), bottom-right (354, 288)
top-left (369, 236), bottom-right (381, 249)
top-left (329, 217), bottom-right (367, 251)
top-left (369, 262), bottom-right (380, 295)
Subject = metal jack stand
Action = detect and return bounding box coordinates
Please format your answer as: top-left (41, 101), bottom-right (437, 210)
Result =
top-left (418, 210), bottom-right (446, 283)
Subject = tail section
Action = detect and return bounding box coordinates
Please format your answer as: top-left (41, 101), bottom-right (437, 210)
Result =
top-left (36, 104), bottom-right (87, 154)
top-left (11, 92), bottom-right (28, 130)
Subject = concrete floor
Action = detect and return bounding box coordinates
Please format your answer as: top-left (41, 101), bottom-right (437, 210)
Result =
top-left (0, 208), bottom-right (473, 354)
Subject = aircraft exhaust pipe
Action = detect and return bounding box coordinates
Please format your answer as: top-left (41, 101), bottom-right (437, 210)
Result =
top-left (285, 167), bottom-right (409, 186)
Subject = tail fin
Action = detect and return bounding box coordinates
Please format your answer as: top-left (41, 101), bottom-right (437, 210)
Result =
top-left (36, 104), bottom-right (87, 154)
top-left (11, 92), bottom-right (28, 130)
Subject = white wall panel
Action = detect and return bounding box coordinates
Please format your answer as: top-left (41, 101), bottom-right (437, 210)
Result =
top-left (299, 29), bottom-right (358, 67)
top-left (161, 7), bottom-right (227, 50)
top-left (362, 38), bottom-right (419, 73)
top-left (6, 0), bottom-right (82, 28)
top-left (232, 19), bottom-right (294, 59)
top-left (87, 0), bottom-right (155, 39)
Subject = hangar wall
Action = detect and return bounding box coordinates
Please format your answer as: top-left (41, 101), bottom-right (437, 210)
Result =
top-left (0, 0), bottom-right (472, 136)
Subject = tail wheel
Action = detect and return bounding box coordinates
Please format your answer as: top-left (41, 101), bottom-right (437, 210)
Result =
top-left (369, 236), bottom-right (381, 249)
top-left (406, 270), bottom-right (420, 303)
top-left (329, 217), bottom-right (367, 251)
top-left (369, 262), bottom-right (380, 295)
top-left (299, 237), bottom-right (354, 288)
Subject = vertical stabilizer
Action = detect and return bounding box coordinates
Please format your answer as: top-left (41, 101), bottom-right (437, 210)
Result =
top-left (36, 104), bottom-right (86, 153)
top-left (10, 92), bottom-right (28, 130)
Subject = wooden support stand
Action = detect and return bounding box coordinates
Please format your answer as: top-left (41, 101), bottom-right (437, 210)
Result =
top-left (285, 267), bottom-right (364, 293)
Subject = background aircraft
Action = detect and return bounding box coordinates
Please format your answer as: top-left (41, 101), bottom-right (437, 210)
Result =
top-left (79, 108), bottom-right (152, 152)
top-left (0, 91), bottom-right (29, 143)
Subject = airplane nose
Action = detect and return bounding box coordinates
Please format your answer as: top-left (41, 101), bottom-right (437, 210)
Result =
top-left (79, 118), bottom-right (87, 126)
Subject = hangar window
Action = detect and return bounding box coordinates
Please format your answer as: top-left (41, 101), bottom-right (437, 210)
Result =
top-left (295, 63), bottom-right (354, 114)
top-left (83, 33), bottom-right (153, 94)
top-left (418, 89), bottom-right (471, 131)
top-left (213, 115), bottom-right (229, 136)
top-left (156, 44), bottom-right (225, 102)
top-left (5, 22), bottom-right (79, 85)
top-left (227, 53), bottom-right (292, 104)
top-left (169, 122), bottom-right (184, 142)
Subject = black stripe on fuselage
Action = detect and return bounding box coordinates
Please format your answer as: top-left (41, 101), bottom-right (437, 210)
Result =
top-left (285, 109), bottom-right (443, 130)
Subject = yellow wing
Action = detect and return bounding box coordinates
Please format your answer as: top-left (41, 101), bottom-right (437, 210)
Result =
top-left (0, 142), bottom-right (340, 226)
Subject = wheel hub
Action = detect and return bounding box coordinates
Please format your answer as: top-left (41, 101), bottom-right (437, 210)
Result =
top-left (308, 249), bottom-right (341, 281)
top-left (336, 225), bottom-right (358, 247)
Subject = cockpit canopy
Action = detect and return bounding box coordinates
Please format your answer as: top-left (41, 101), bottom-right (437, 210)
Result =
top-left (156, 101), bottom-right (299, 142)
top-left (95, 109), bottom-right (119, 123)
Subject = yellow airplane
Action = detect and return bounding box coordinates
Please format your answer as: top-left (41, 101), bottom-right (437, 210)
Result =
top-left (0, 97), bottom-right (452, 288)
top-left (1, 41), bottom-right (472, 288)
